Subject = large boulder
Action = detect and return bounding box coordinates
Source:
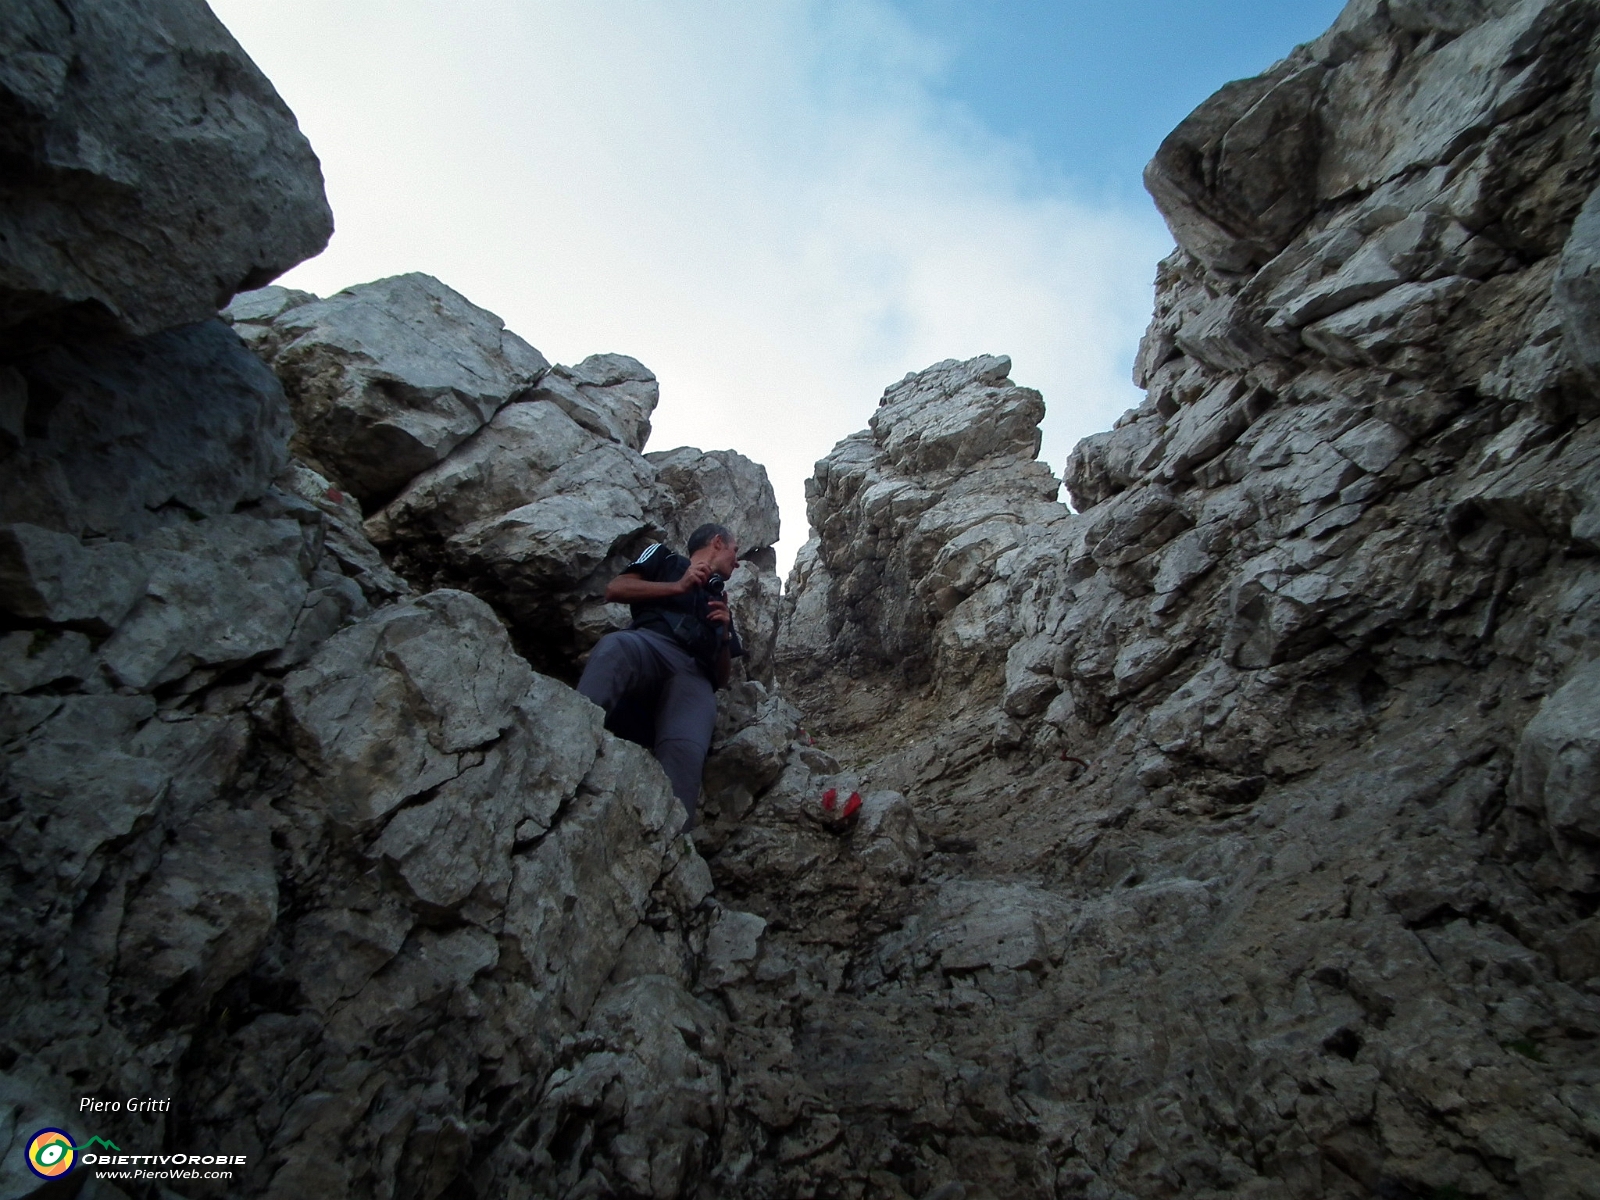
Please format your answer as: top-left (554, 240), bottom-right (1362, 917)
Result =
top-left (0, 329), bottom-right (722, 1198)
top-left (1144, 58), bottom-right (1327, 275)
top-left (360, 397), bottom-right (673, 676)
top-left (1512, 658), bottom-right (1600, 890)
top-left (226, 273), bottom-right (551, 505)
top-left (649, 445), bottom-right (783, 552)
top-left (530, 353), bottom-right (659, 452)
top-left (0, 0), bottom-right (332, 347)
top-left (1, 574), bottom-right (717, 1200)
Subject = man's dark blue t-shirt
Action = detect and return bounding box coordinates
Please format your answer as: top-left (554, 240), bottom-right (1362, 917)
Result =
top-left (622, 543), bottom-right (744, 681)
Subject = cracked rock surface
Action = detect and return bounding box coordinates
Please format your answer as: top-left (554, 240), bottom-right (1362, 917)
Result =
top-left (731, 4), bottom-right (1600, 1196)
top-left (0, 316), bottom-right (728, 1196)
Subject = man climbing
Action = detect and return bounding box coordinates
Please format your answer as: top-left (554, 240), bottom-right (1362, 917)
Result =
top-left (577, 522), bottom-right (744, 829)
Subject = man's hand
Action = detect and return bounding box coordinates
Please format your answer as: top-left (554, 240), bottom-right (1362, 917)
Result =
top-left (705, 597), bottom-right (731, 628)
top-left (677, 558), bottom-right (715, 594)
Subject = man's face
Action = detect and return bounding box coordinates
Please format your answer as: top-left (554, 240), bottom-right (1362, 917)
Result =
top-left (712, 535), bottom-right (739, 577)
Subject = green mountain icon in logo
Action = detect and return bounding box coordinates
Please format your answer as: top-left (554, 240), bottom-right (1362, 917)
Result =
top-left (70, 1137), bottom-right (121, 1152)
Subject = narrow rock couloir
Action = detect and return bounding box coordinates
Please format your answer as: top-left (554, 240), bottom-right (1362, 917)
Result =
top-left (3, 1), bottom-right (1600, 1199)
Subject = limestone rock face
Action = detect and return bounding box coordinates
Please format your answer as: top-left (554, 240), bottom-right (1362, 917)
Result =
top-left (0, 0), bottom-right (332, 347)
top-left (229, 282), bottom-right (783, 680)
top-left (0, 383), bottom-right (720, 1200)
top-left (529, 974), bottom-right (727, 1196)
top-left (1144, 58), bottom-right (1327, 275)
top-left (1511, 657), bottom-right (1600, 892)
top-left (760, 4), bottom-right (1600, 1195)
top-left (0, 319), bottom-right (294, 539)
top-left (532, 353), bottom-right (659, 452)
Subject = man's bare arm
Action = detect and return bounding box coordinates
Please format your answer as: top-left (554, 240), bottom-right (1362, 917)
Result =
top-left (605, 575), bottom-right (684, 604)
top-left (604, 559), bottom-right (714, 604)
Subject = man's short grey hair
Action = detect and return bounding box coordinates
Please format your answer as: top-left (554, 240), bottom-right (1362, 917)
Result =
top-left (687, 523), bottom-right (734, 555)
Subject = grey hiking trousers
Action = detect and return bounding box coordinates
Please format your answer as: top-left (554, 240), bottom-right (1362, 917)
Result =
top-left (576, 628), bottom-right (716, 826)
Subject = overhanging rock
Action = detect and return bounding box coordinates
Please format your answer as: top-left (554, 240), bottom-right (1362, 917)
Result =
top-left (0, 0), bottom-right (332, 347)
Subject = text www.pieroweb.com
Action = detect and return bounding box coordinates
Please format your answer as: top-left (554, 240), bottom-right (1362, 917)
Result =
top-left (84, 1153), bottom-right (243, 1182)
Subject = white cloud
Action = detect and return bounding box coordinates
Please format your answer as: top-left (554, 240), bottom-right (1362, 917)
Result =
top-left (210, 0), bottom-right (1172, 574)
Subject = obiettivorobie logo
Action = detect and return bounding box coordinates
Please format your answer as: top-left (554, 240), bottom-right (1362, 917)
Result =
top-left (24, 1128), bottom-right (246, 1180)
top-left (26, 1130), bottom-right (118, 1179)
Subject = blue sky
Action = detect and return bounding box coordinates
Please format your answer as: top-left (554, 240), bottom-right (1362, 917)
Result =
top-left (211, 1), bottom-right (1350, 572)
top-left (889, 1), bottom-right (1348, 198)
